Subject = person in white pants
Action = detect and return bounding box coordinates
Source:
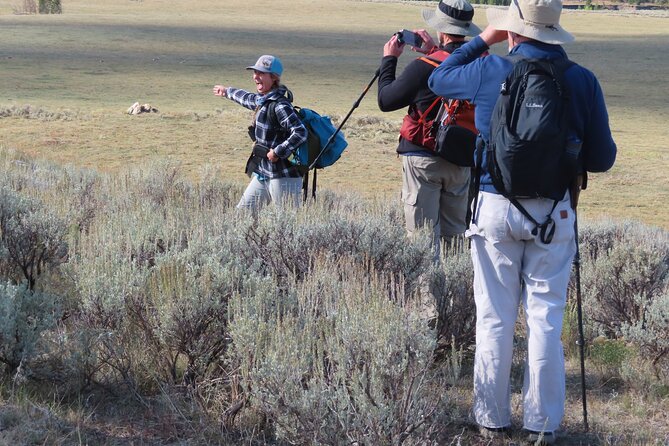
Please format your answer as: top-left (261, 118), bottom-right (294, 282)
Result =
top-left (469, 191), bottom-right (576, 434)
top-left (428, 0), bottom-right (617, 442)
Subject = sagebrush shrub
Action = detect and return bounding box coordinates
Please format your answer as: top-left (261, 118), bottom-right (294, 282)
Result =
top-left (63, 168), bottom-right (100, 235)
top-left (0, 281), bottom-right (59, 374)
top-left (38, 0), bottom-right (61, 14)
top-left (623, 288), bottom-right (669, 382)
top-left (0, 186), bottom-right (68, 289)
top-left (579, 221), bottom-right (669, 336)
top-left (229, 258), bottom-right (445, 445)
top-left (0, 104), bottom-right (78, 120)
top-left (243, 200), bottom-right (432, 294)
top-left (432, 242), bottom-right (476, 349)
top-left (11, 0), bottom-right (37, 14)
top-left (579, 220), bottom-right (669, 385)
top-left (62, 169), bottom-right (259, 390)
top-left (4, 147), bottom-right (669, 442)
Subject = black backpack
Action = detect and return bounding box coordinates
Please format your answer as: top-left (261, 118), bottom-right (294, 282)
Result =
top-left (483, 56), bottom-right (581, 243)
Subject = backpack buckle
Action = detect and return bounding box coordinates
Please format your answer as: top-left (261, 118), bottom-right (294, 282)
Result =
top-left (536, 217), bottom-right (556, 244)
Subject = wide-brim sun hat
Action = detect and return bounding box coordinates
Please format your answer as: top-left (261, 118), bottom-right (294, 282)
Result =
top-left (486, 0), bottom-right (574, 45)
top-left (246, 54), bottom-right (283, 76)
top-left (422, 0), bottom-right (482, 37)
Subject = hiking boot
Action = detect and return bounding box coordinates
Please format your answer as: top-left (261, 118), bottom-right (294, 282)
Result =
top-left (524, 429), bottom-right (557, 445)
top-left (479, 425), bottom-right (511, 440)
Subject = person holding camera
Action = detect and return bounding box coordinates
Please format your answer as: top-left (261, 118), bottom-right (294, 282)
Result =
top-left (377, 0), bottom-right (481, 262)
top-left (213, 55), bottom-right (307, 210)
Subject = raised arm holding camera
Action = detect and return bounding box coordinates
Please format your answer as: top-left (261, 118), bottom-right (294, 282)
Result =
top-left (377, 0), bottom-right (481, 266)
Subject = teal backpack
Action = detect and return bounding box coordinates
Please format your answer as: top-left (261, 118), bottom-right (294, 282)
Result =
top-left (267, 100), bottom-right (348, 199)
top-left (292, 107), bottom-right (348, 170)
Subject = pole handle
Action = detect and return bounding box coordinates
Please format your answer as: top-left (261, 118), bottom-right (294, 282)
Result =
top-left (569, 172), bottom-right (588, 210)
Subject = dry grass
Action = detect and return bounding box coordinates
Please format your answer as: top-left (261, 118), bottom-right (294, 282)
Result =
top-left (0, 2), bottom-right (668, 441)
top-left (0, 0), bottom-right (667, 227)
top-left (4, 357), bottom-right (665, 445)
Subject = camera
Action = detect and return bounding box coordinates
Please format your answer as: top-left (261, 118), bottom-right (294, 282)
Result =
top-left (396, 29), bottom-right (423, 48)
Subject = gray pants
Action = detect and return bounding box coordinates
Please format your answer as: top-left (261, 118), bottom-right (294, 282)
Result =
top-left (237, 175), bottom-right (303, 210)
top-left (401, 155), bottom-right (470, 257)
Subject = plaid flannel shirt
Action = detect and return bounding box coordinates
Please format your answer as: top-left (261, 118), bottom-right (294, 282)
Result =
top-left (226, 85), bottom-right (307, 179)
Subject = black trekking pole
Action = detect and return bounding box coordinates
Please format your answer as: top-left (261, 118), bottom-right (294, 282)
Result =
top-left (571, 173), bottom-right (589, 432)
top-left (308, 68), bottom-right (380, 172)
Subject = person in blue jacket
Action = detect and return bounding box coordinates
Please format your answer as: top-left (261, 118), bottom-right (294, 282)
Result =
top-left (213, 55), bottom-right (307, 210)
top-left (428, 0), bottom-right (616, 443)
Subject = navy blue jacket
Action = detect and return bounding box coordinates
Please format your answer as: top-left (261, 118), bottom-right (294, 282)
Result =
top-left (428, 36), bottom-right (616, 194)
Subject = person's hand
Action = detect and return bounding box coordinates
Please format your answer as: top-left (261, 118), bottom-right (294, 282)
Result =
top-left (413, 29), bottom-right (436, 54)
top-left (479, 25), bottom-right (508, 47)
top-left (383, 34), bottom-right (404, 58)
top-left (213, 85), bottom-right (227, 97)
top-left (267, 149), bottom-right (279, 163)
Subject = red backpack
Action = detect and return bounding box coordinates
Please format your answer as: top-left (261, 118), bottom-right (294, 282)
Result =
top-left (398, 50), bottom-right (477, 161)
top-left (398, 51), bottom-right (448, 150)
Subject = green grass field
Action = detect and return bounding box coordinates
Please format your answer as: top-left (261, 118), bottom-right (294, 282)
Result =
top-left (1, 0), bottom-right (668, 229)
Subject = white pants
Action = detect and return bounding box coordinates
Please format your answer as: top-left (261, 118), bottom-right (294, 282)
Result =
top-left (468, 191), bottom-right (576, 433)
top-left (237, 175), bottom-right (303, 210)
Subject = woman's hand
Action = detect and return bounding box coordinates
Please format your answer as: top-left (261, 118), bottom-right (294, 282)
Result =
top-left (267, 149), bottom-right (279, 163)
top-left (213, 85), bottom-right (227, 97)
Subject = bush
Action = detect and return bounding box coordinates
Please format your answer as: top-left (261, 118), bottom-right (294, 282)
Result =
top-left (589, 337), bottom-right (631, 381)
top-left (579, 221), bottom-right (669, 387)
top-left (56, 164), bottom-right (439, 431)
top-left (623, 288), bottom-right (669, 382)
top-left (432, 242), bottom-right (476, 349)
top-left (579, 221), bottom-right (669, 338)
top-left (0, 186), bottom-right (68, 289)
top-left (38, 0), bottom-right (61, 14)
top-left (241, 201), bottom-right (431, 291)
top-left (0, 281), bottom-right (59, 374)
top-left (129, 240), bottom-right (262, 385)
top-left (229, 258), bottom-right (446, 445)
top-left (62, 171), bottom-right (255, 392)
top-left (5, 148), bottom-right (669, 441)
top-left (12, 0), bottom-right (37, 14)
top-left (0, 105), bottom-right (79, 120)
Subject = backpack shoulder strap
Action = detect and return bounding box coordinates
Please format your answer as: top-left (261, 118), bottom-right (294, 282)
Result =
top-left (416, 96), bottom-right (442, 124)
top-left (417, 49), bottom-right (450, 68)
top-left (505, 53), bottom-right (526, 63)
top-left (255, 99), bottom-right (279, 129)
top-left (263, 96), bottom-right (293, 129)
top-left (548, 58), bottom-right (575, 94)
top-left (414, 49), bottom-right (451, 119)
top-left (418, 56), bottom-right (440, 68)
top-left (504, 54), bottom-right (573, 77)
